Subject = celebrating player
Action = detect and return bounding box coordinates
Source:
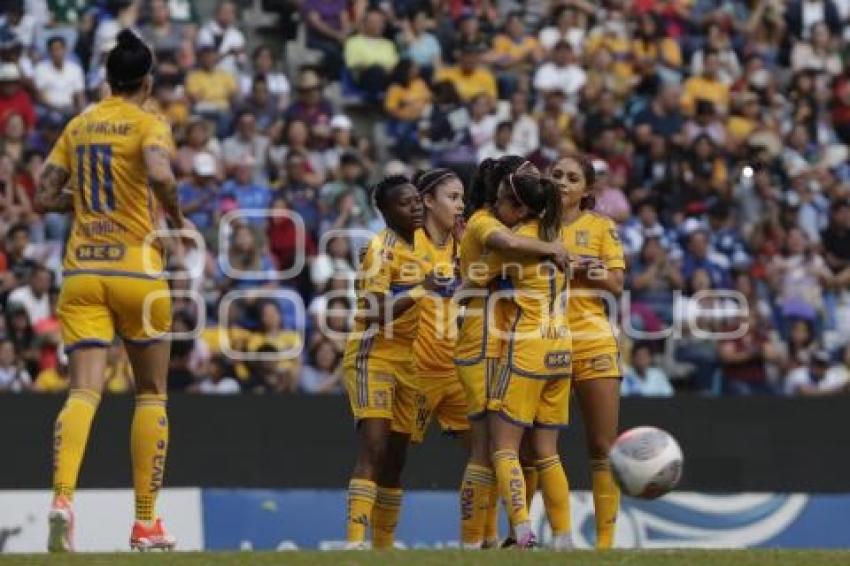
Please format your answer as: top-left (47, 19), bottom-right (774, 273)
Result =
top-left (38, 30), bottom-right (188, 552)
top-left (410, 169), bottom-right (468, 445)
top-left (455, 159), bottom-right (570, 549)
top-left (553, 154), bottom-right (626, 548)
top-left (486, 173), bottom-right (572, 550)
top-left (342, 175), bottom-right (431, 549)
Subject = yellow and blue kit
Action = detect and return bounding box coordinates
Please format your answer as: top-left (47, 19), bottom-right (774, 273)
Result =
top-left (47, 96), bottom-right (175, 352)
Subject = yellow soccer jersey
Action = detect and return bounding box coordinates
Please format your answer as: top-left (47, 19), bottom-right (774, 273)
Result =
top-left (500, 221), bottom-right (571, 378)
top-left (344, 229), bottom-right (428, 372)
top-left (46, 96), bottom-right (175, 277)
top-left (455, 209), bottom-right (510, 363)
top-left (562, 212), bottom-right (625, 359)
top-left (412, 229), bottom-right (458, 376)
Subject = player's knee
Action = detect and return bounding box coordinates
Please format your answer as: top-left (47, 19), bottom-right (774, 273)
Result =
top-left (360, 437), bottom-right (389, 468)
top-left (135, 380), bottom-right (167, 396)
top-left (587, 433), bottom-right (614, 459)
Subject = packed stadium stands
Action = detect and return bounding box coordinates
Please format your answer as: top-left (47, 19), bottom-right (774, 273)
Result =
top-left (0, 0), bottom-right (849, 398)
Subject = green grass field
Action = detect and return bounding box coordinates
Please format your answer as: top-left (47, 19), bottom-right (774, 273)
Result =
top-left (1, 550), bottom-right (849, 566)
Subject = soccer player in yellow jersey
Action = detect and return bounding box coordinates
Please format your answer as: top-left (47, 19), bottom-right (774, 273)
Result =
top-left (456, 158), bottom-right (571, 549)
top-left (342, 175), bottom-right (433, 549)
top-left (410, 169), bottom-right (467, 446)
top-left (552, 154), bottom-right (626, 549)
top-left (486, 173), bottom-right (572, 550)
top-left (36, 30), bottom-right (191, 552)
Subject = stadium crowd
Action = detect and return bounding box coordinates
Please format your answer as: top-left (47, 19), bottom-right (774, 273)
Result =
top-left (0, 0), bottom-right (849, 397)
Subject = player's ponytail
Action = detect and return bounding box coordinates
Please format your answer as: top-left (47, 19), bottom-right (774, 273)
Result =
top-left (537, 178), bottom-right (563, 242)
top-left (107, 29), bottom-right (154, 95)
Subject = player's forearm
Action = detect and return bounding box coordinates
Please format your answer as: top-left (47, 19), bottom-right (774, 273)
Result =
top-left (487, 230), bottom-right (556, 257)
top-left (149, 176), bottom-right (184, 228)
top-left (35, 163), bottom-right (73, 213)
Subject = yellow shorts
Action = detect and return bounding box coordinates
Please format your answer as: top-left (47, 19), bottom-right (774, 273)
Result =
top-left (573, 352), bottom-right (622, 382)
top-left (414, 373), bottom-right (470, 441)
top-left (344, 359), bottom-right (423, 438)
top-left (456, 357), bottom-right (502, 420)
top-left (492, 365), bottom-right (571, 429)
top-left (58, 273), bottom-right (172, 353)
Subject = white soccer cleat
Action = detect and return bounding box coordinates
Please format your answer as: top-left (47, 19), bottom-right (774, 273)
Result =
top-left (47, 496), bottom-right (75, 553)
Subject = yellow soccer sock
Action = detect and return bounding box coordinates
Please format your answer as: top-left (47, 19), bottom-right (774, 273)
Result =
top-left (591, 457), bottom-right (620, 549)
top-left (347, 479), bottom-right (377, 544)
top-left (460, 464), bottom-right (494, 547)
top-left (492, 450), bottom-right (529, 528)
top-left (131, 394), bottom-right (168, 523)
top-left (372, 487), bottom-right (403, 549)
top-left (522, 465), bottom-right (539, 512)
top-left (53, 389), bottom-right (101, 501)
top-left (483, 482), bottom-right (499, 545)
top-left (535, 456), bottom-right (571, 536)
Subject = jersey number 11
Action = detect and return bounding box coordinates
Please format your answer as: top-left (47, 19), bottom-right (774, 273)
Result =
top-left (76, 144), bottom-right (116, 212)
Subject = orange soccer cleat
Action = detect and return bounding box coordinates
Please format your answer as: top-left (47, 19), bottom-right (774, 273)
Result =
top-left (129, 518), bottom-right (177, 551)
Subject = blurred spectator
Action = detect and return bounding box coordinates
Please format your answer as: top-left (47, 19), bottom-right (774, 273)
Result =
top-left (821, 198), bottom-right (850, 274)
top-left (186, 42), bottom-right (238, 136)
top-left (0, 63), bottom-right (34, 131)
top-left (222, 110), bottom-right (270, 183)
top-left (300, 337), bottom-right (343, 393)
top-left (718, 311), bottom-right (780, 395)
top-left (197, 0), bottom-right (245, 77)
top-left (343, 7), bottom-right (398, 104)
top-left (502, 90), bottom-right (538, 157)
top-left (767, 227), bottom-right (834, 320)
top-left (7, 264), bottom-right (51, 326)
top-left (319, 152), bottom-right (372, 231)
top-left (246, 300), bottom-right (302, 381)
top-left (0, 337), bottom-right (30, 391)
top-left (141, 0), bottom-right (187, 60)
top-left (283, 68), bottom-right (335, 135)
top-left (621, 342), bottom-right (674, 397)
top-left (33, 36), bottom-right (84, 116)
top-left (221, 154), bottom-right (272, 228)
top-left (629, 236), bottom-right (684, 326)
top-left (240, 45), bottom-right (290, 107)
top-left (303, 0), bottom-right (351, 80)
top-left (681, 50), bottom-right (730, 116)
top-left (478, 120), bottom-right (522, 163)
top-left (244, 343), bottom-right (299, 394)
top-left (533, 41), bottom-right (585, 110)
top-left (178, 152), bottom-right (220, 236)
top-left (786, 349), bottom-right (849, 396)
top-left (435, 42), bottom-right (497, 103)
top-left (175, 117), bottom-right (221, 180)
top-left (190, 354), bottom-right (240, 395)
top-left (385, 59), bottom-right (431, 159)
top-left (397, 9), bottom-right (442, 75)
top-left (488, 11), bottom-right (543, 97)
top-left (682, 229), bottom-right (732, 290)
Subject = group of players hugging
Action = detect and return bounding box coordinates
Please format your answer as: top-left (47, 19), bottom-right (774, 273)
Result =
top-left (343, 153), bottom-right (625, 551)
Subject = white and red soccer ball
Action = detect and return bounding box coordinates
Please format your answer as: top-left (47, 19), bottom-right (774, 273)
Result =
top-left (610, 426), bottom-right (683, 499)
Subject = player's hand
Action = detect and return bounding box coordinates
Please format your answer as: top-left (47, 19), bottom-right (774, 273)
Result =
top-left (547, 243), bottom-right (571, 273)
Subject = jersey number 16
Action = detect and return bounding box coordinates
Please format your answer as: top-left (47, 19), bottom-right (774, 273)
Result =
top-left (76, 144), bottom-right (116, 212)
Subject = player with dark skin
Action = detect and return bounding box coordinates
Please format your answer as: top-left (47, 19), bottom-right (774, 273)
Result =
top-left (351, 180), bottom-right (429, 487)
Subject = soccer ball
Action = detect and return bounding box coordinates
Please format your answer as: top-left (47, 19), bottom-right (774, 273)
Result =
top-left (609, 426), bottom-right (683, 499)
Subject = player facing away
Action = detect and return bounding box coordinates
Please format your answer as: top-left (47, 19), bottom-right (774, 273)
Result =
top-left (553, 154), bottom-right (626, 548)
top-left (36, 30), bottom-right (188, 552)
top-left (455, 157), bottom-right (571, 548)
top-left (484, 174), bottom-right (572, 550)
top-left (342, 176), bottom-right (434, 549)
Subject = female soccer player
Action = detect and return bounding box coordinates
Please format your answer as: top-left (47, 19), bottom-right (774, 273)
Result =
top-left (37, 30), bottom-right (189, 552)
top-left (553, 154), bottom-right (626, 549)
top-left (487, 173), bottom-right (572, 550)
top-left (342, 175), bottom-right (431, 549)
top-left (456, 158), bottom-right (570, 549)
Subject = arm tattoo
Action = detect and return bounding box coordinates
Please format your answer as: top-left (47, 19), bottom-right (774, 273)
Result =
top-left (143, 146), bottom-right (183, 226)
top-left (36, 163), bottom-right (73, 213)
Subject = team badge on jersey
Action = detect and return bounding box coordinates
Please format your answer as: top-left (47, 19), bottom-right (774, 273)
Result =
top-left (576, 230), bottom-right (589, 248)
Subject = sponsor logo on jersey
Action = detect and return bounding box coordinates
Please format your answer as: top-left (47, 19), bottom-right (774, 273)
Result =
top-left (75, 244), bottom-right (125, 261)
top-left (545, 351), bottom-right (572, 369)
